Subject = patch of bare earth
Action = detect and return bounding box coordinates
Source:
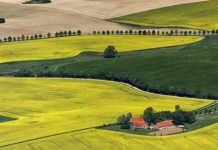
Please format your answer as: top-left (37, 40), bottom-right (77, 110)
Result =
top-left (0, 0), bottom-right (207, 38)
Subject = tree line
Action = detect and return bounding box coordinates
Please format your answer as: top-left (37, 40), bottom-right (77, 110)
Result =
top-left (15, 67), bottom-right (218, 100)
top-left (23, 0), bottom-right (52, 4)
top-left (1, 28), bottom-right (218, 44)
top-left (92, 29), bottom-right (218, 36)
top-left (0, 30), bottom-right (82, 43)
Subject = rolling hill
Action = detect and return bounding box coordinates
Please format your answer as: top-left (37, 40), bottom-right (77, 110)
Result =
top-left (0, 77), bottom-right (211, 148)
top-left (0, 35), bottom-right (202, 63)
top-left (110, 0), bottom-right (218, 30)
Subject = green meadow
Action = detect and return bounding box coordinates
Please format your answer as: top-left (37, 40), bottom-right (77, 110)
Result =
top-left (109, 0), bottom-right (218, 30)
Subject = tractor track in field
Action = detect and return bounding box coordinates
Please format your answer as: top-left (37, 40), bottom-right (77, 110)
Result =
top-left (0, 126), bottom-right (96, 149)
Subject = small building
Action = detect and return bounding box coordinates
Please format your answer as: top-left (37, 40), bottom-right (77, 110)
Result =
top-left (130, 117), bottom-right (148, 129)
top-left (156, 120), bottom-right (174, 130)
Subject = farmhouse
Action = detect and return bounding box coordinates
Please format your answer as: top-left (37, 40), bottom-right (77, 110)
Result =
top-left (156, 120), bottom-right (174, 130)
top-left (130, 117), bottom-right (148, 129)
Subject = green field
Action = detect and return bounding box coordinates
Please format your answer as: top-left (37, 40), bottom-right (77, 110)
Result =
top-left (6, 35), bottom-right (218, 99)
top-left (0, 35), bottom-right (203, 63)
top-left (0, 77), bottom-right (211, 148)
top-left (109, 0), bottom-right (218, 30)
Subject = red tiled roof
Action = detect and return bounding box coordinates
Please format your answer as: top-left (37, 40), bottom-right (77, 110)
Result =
top-left (130, 117), bottom-right (147, 126)
top-left (156, 120), bottom-right (174, 128)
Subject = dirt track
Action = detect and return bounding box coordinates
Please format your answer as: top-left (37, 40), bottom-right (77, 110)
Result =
top-left (0, 0), bottom-right (207, 38)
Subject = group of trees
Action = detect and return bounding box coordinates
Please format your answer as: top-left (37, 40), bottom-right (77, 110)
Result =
top-left (55, 30), bottom-right (81, 37)
top-left (0, 30), bottom-right (82, 43)
top-left (23, 0), bottom-right (52, 4)
top-left (0, 18), bottom-right (5, 24)
top-left (115, 105), bottom-right (196, 130)
top-left (143, 105), bottom-right (196, 125)
top-left (117, 112), bottom-right (132, 129)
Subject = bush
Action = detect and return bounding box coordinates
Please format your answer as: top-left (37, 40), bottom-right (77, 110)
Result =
top-left (104, 46), bottom-right (118, 58)
top-left (0, 18), bottom-right (5, 23)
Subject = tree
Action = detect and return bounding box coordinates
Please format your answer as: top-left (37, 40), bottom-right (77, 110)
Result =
top-left (93, 31), bottom-right (97, 35)
top-left (77, 30), bottom-right (81, 35)
top-left (55, 32), bottom-right (58, 37)
top-left (34, 34), bottom-right (38, 40)
top-left (0, 18), bottom-right (5, 23)
top-left (13, 37), bottom-right (17, 41)
top-left (152, 30), bottom-right (156, 35)
top-left (175, 105), bottom-right (181, 111)
top-left (104, 46), bottom-right (118, 58)
top-left (7, 36), bottom-right (12, 42)
top-left (17, 37), bottom-right (21, 41)
top-left (126, 112), bottom-right (132, 120)
top-left (3, 37), bottom-right (7, 42)
top-left (47, 32), bottom-right (51, 38)
top-left (125, 30), bottom-right (128, 35)
top-left (117, 114), bottom-right (131, 129)
top-left (143, 107), bottom-right (154, 125)
top-left (68, 30), bottom-right (72, 36)
top-left (21, 35), bottom-right (25, 41)
top-left (64, 31), bottom-right (68, 36)
top-left (59, 31), bottom-right (64, 37)
top-left (39, 34), bottom-right (43, 39)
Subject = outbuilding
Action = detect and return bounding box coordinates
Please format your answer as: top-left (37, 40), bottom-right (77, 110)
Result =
top-left (156, 120), bottom-right (174, 130)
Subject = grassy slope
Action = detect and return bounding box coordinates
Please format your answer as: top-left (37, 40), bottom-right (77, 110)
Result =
top-left (0, 77), bottom-right (211, 147)
top-left (0, 35), bottom-right (203, 63)
top-left (3, 124), bottom-right (218, 150)
top-left (109, 0), bottom-right (218, 30)
top-left (4, 35), bottom-right (218, 98)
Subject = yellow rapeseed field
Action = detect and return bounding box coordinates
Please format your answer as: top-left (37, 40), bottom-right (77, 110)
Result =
top-left (0, 77), bottom-right (212, 149)
top-left (0, 35), bottom-right (203, 63)
top-left (6, 124), bottom-right (217, 150)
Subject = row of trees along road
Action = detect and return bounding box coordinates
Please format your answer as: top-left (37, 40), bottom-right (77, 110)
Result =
top-left (0, 30), bottom-right (82, 43)
top-left (1, 28), bottom-right (218, 43)
top-left (93, 29), bottom-right (218, 36)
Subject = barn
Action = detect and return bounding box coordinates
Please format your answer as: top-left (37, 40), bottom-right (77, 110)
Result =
top-left (130, 117), bottom-right (148, 129)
